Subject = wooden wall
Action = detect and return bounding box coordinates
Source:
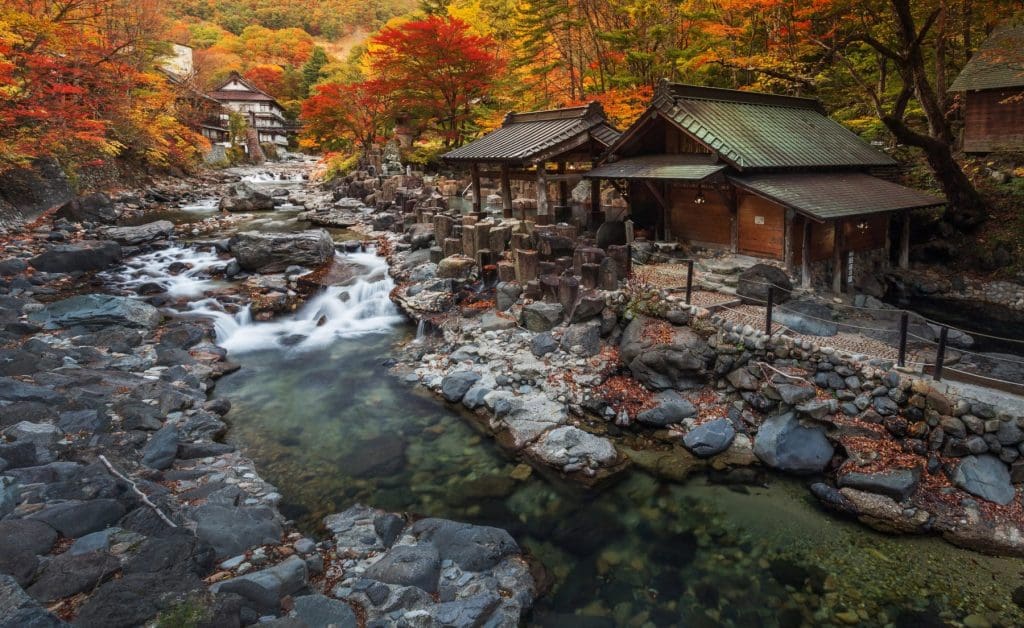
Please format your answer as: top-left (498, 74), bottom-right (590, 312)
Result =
top-left (737, 193), bottom-right (784, 259)
top-left (841, 214), bottom-right (888, 252)
top-left (669, 184), bottom-right (731, 246)
top-left (964, 88), bottom-right (1024, 153)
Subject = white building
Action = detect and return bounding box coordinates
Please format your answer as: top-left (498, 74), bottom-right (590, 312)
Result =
top-left (208, 72), bottom-right (291, 147)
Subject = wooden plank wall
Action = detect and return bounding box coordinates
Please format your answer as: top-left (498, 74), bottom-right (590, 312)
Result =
top-left (841, 214), bottom-right (888, 251)
top-left (964, 89), bottom-right (1024, 153)
top-left (737, 193), bottom-right (785, 259)
top-left (669, 184), bottom-right (731, 246)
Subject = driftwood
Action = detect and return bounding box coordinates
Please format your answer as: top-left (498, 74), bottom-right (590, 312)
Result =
top-left (99, 454), bottom-right (177, 528)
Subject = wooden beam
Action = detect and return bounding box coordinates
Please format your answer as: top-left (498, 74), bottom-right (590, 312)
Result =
top-left (470, 163), bottom-right (482, 213)
top-left (801, 218), bottom-right (811, 289)
top-left (832, 219), bottom-right (844, 294)
top-left (899, 211), bottom-right (910, 269)
top-left (500, 164), bottom-right (513, 219)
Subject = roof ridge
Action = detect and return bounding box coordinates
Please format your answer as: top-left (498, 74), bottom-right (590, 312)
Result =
top-left (659, 81), bottom-right (824, 112)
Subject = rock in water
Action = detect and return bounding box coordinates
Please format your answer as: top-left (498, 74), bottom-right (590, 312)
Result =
top-left (953, 454), bottom-right (1015, 505)
top-left (97, 221), bottom-right (174, 245)
top-left (56, 192), bottom-right (118, 224)
top-left (28, 294), bottom-right (161, 330)
top-left (219, 182), bottom-right (275, 212)
top-left (683, 418), bottom-right (736, 457)
top-left (229, 229), bottom-right (335, 273)
top-left (753, 412), bottom-right (834, 474)
top-left (838, 468), bottom-right (921, 502)
top-left (620, 315), bottom-right (712, 390)
top-left (29, 240), bottom-right (122, 273)
top-left (737, 263), bottom-right (792, 305)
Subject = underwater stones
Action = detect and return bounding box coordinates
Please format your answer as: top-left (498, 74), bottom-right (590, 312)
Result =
top-left (753, 412), bottom-right (834, 474)
top-left (364, 544), bottom-right (441, 594)
top-left (528, 426), bottom-right (617, 469)
top-left (441, 370), bottom-right (481, 403)
top-left (682, 419), bottom-right (736, 458)
top-left (345, 435), bottom-right (406, 477)
top-left (953, 455), bottom-right (1015, 505)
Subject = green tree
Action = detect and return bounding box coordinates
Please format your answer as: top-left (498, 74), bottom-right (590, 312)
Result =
top-left (301, 46), bottom-right (329, 97)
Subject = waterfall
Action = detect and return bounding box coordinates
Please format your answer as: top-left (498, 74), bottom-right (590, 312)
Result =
top-left (187, 251), bottom-right (404, 354)
top-left (100, 246), bottom-right (225, 299)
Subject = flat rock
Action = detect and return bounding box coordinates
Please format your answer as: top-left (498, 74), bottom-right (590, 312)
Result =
top-left (0, 378), bottom-right (61, 404)
top-left (194, 504), bottom-right (283, 557)
top-left (27, 551), bottom-right (120, 602)
top-left (213, 555), bottom-right (308, 601)
top-left (363, 544), bottom-right (440, 593)
top-left (0, 519), bottom-right (57, 555)
top-left (838, 467), bottom-right (921, 502)
top-left (141, 424), bottom-right (179, 470)
top-left (529, 425), bottom-right (617, 468)
top-left (28, 499), bottom-right (126, 538)
top-left (29, 241), bottom-right (121, 273)
top-left (637, 391), bottom-right (697, 427)
top-left (411, 518), bottom-right (519, 572)
top-left (290, 594), bottom-right (358, 628)
top-left (97, 221), bottom-right (174, 245)
top-left (28, 295), bottom-right (160, 330)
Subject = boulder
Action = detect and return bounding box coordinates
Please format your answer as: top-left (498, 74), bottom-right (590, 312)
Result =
top-left (363, 544), bottom-right (440, 593)
top-left (28, 294), bottom-right (161, 330)
top-left (953, 455), bottom-right (1015, 505)
top-left (521, 302), bottom-right (564, 332)
top-left (212, 555), bottom-right (308, 601)
top-left (737, 264), bottom-right (792, 305)
top-left (528, 425), bottom-right (617, 468)
top-left (411, 518), bottom-right (520, 572)
top-left (479, 312), bottom-right (517, 332)
top-left (219, 182), bottom-right (275, 212)
top-left (773, 300), bottom-right (837, 336)
top-left (636, 391), bottom-right (697, 427)
top-left (28, 499), bottom-right (126, 538)
top-left (230, 230), bottom-right (335, 273)
top-left (141, 425), bottom-right (179, 470)
top-left (559, 320), bottom-right (601, 357)
top-left (56, 192), bottom-right (118, 224)
top-left (194, 504), bottom-right (283, 557)
top-left (0, 574), bottom-right (66, 628)
top-left (29, 240), bottom-right (122, 273)
top-left (97, 221), bottom-right (174, 245)
top-left (291, 594), bottom-right (358, 628)
top-left (435, 255), bottom-right (477, 280)
top-left (682, 418), bottom-right (736, 457)
top-left (753, 412), bottom-right (834, 474)
top-left (441, 371), bottom-right (481, 403)
top-left (495, 282), bottom-right (523, 311)
top-left (530, 332), bottom-right (558, 357)
top-left (27, 550), bottom-right (120, 602)
top-left (620, 316), bottom-right (712, 390)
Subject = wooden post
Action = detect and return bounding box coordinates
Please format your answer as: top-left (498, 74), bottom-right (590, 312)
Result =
top-left (685, 259), bottom-right (694, 304)
top-left (898, 312), bottom-right (909, 368)
top-left (801, 219), bottom-right (811, 289)
top-left (934, 326), bottom-right (949, 381)
top-left (832, 219), bottom-right (843, 294)
top-left (729, 190), bottom-right (739, 253)
top-left (765, 287), bottom-right (775, 336)
top-left (590, 178), bottom-right (602, 227)
top-left (535, 163), bottom-right (549, 223)
top-left (883, 213), bottom-right (893, 270)
top-left (899, 211), bottom-right (911, 270)
top-left (500, 163), bottom-right (513, 219)
top-left (470, 163), bottom-right (482, 214)
top-left (514, 249), bottom-right (539, 283)
top-left (557, 162), bottom-right (569, 207)
top-left (783, 209), bottom-right (795, 275)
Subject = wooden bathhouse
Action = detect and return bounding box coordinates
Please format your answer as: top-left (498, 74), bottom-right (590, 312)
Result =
top-left (442, 102), bottom-right (619, 222)
top-left (949, 21), bottom-right (1024, 153)
top-left (585, 82), bottom-right (945, 292)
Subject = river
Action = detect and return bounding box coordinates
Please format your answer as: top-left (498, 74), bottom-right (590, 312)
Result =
top-left (107, 163), bottom-right (1024, 627)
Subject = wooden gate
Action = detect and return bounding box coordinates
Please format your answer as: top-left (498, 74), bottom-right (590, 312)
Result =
top-left (738, 194), bottom-right (785, 259)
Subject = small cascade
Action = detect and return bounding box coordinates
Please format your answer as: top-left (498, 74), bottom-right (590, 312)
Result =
top-left (179, 198), bottom-right (219, 213)
top-left (101, 246), bottom-right (225, 299)
top-left (241, 171), bottom-right (306, 183)
top-left (188, 251), bottom-right (404, 354)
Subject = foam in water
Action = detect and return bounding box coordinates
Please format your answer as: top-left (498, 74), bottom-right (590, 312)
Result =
top-left (241, 171), bottom-right (306, 183)
top-left (102, 246), bottom-right (225, 299)
top-left (179, 198), bottom-right (219, 213)
top-left (188, 251), bottom-right (404, 354)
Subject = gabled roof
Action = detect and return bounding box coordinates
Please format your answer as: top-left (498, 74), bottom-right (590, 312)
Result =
top-left (610, 82), bottom-right (895, 171)
top-left (950, 21), bottom-right (1024, 92)
top-left (442, 102), bottom-right (619, 165)
top-left (729, 172), bottom-right (945, 221)
top-left (208, 71), bottom-right (280, 105)
top-left (584, 154), bottom-right (725, 181)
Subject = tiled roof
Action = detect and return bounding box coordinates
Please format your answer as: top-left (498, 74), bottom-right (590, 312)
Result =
top-left (950, 21), bottom-right (1024, 91)
top-left (585, 154), bottom-right (725, 181)
top-left (638, 82), bottom-right (895, 170)
top-left (442, 102), bottom-right (619, 164)
top-left (729, 172), bottom-right (945, 220)
top-left (208, 91), bottom-right (277, 102)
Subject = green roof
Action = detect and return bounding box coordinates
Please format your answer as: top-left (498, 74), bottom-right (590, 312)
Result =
top-left (730, 172), bottom-right (945, 221)
top-left (584, 154), bottom-right (725, 181)
top-left (617, 83), bottom-right (896, 171)
top-left (950, 22), bottom-right (1024, 91)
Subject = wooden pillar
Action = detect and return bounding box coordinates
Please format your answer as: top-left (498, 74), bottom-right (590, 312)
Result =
top-left (500, 163), bottom-right (513, 219)
top-left (899, 211), bottom-right (910, 269)
top-left (832, 219), bottom-right (844, 294)
top-left (801, 218), bottom-right (811, 289)
top-left (557, 162), bottom-right (569, 208)
top-left (883, 213), bottom-right (893, 270)
top-left (535, 163), bottom-right (549, 223)
top-left (783, 209), bottom-right (796, 275)
top-left (470, 163), bottom-right (482, 214)
top-left (590, 178), bottom-right (602, 226)
top-left (729, 188), bottom-right (739, 253)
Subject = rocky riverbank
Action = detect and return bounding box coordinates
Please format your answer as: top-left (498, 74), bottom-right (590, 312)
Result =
top-left (0, 163), bottom-right (536, 627)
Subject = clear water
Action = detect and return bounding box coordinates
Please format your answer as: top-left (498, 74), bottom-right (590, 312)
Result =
top-left (111, 165), bottom-right (1024, 626)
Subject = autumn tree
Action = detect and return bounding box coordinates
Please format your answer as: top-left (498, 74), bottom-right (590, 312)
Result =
top-left (300, 79), bottom-right (394, 159)
top-left (369, 15), bottom-right (504, 147)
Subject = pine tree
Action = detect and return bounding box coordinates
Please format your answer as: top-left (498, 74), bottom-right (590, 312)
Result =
top-left (301, 46), bottom-right (329, 97)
